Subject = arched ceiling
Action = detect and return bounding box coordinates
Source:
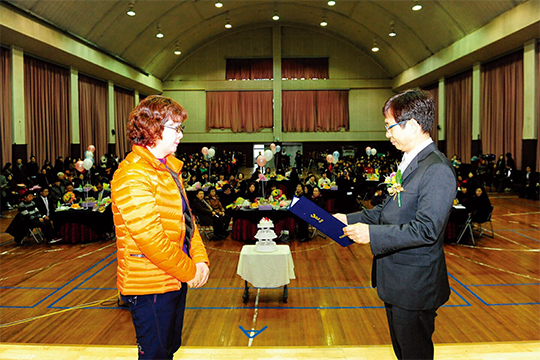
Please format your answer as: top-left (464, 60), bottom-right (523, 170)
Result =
top-left (2, 0), bottom-right (533, 81)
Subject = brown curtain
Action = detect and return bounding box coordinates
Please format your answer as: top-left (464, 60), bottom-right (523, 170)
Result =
top-left (481, 51), bottom-right (524, 170)
top-left (282, 58), bottom-right (329, 79)
top-left (423, 83), bottom-right (439, 145)
top-left (537, 43), bottom-right (540, 172)
top-left (240, 91), bottom-right (273, 132)
top-left (282, 91), bottom-right (317, 132)
top-left (316, 91), bottom-right (349, 131)
top-left (206, 91), bottom-right (273, 133)
top-left (1, 48), bottom-right (12, 168)
top-left (78, 74), bottom-right (108, 161)
top-left (24, 56), bottom-right (70, 168)
top-left (283, 90), bottom-right (349, 132)
top-left (445, 70), bottom-right (472, 163)
top-left (226, 59), bottom-right (272, 80)
top-left (114, 87), bottom-right (134, 159)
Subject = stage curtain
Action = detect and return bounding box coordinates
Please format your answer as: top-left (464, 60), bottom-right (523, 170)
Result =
top-left (1, 48), bottom-right (12, 167)
top-left (226, 59), bottom-right (272, 80)
top-left (114, 86), bottom-right (134, 159)
top-left (481, 51), bottom-right (524, 169)
top-left (445, 70), bottom-right (472, 163)
top-left (24, 56), bottom-right (70, 167)
top-left (283, 90), bottom-right (349, 132)
top-left (206, 91), bottom-right (273, 133)
top-left (78, 74), bottom-right (108, 161)
top-left (282, 58), bottom-right (329, 79)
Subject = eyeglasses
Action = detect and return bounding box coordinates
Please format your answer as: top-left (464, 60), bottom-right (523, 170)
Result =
top-left (385, 120), bottom-right (408, 132)
top-left (163, 123), bottom-right (185, 133)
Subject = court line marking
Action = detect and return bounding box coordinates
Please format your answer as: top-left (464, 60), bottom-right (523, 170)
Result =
top-left (248, 288), bottom-right (261, 347)
top-left (511, 230), bottom-right (540, 243)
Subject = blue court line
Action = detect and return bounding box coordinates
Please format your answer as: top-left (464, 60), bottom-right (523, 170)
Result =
top-left (447, 273), bottom-right (540, 306)
top-left (0, 251), bottom-right (117, 309)
top-left (0, 286), bottom-right (57, 290)
top-left (49, 256), bottom-right (117, 309)
top-left (510, 230), bottom-right (540, 243)
top-left (497, 229), bottom-right (540, 232)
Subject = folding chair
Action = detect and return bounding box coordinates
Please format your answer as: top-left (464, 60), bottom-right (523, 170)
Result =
top-left (26, 227), bottom-right (44, 244)
top-left (195, 215), bottom-right (214, 241)
top-left (309, 225), bottom-right (326, 239)
top-left (456, 206), bottom-right (494, 245)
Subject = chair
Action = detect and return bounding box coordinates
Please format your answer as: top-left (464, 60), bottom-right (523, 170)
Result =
top-left (25, 227), bottom-right (44, 244)
top-left (456, 206), bottom-right (494, 245)
top-left (309, 225), bottom-right (326, 240)
top-left (195, 215), bottom-right (214, 241)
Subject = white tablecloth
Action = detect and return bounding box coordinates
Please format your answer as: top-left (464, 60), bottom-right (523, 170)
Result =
top-left (236, 245), bottom-right (296, 288)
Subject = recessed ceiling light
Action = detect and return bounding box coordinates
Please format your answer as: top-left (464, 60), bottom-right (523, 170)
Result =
top-left (215, 2), bottom-right (223, 8)
top-left (328, 1), bottom-right (336, 6)
top-left (126, 1), bottom-right (135, 16)
top-left (156, 24), bottom-right (164, 38)
top-left (412, 1), bottom-right (422, 11)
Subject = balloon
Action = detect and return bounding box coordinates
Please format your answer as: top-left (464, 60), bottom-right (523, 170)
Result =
top-left (264, 149), bottom-right (273, 162)
top-left (275, 145), bottom-right (281, 153)
top-left (371, 148), bottom-right (377, 156)
top-left (208, 148), bottom-right (215, 158)
top-left (332, 157), bottom-right (338, 164)
top-left (201, 147), bottom-right (209, 155)
top-left (326, 154), bottom-right (334, 163)
top-left (333, 151), bottom-right (340, 159)
top-left (83, 158), bottom-right (93, 170)
top-left (366, 147), bottom-right (371, 156)
top-left (270, 143), bottom-right (276, 151)
top-left (84, 151), bottom-right (93, 159)
top-left (87, 145), bottom-right (95, 153)
top-left (256, 156), bottom-right (267, 167)
top-left (75, 160), bottom-right (84, 172)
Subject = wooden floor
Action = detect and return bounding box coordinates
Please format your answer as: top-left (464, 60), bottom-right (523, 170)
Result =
top-left (1, 193), bottom-right (539, 359)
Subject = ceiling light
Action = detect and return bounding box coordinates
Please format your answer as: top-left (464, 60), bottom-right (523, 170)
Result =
top-left (389, 20), bottom-right (397, 37)
top-left (225, 17), bottom-right (232, 29)
top-left (174, 44), bottom-right (181, 55)
top-left (215, 2), bottom-right (223, 8)
top-left (371, 40), bottom-right (379, 52)
top-left (320, 15), bottom-right (328, 27)
top-left (272, 11), bottom-right (280, 21)
top-left (328, 1), bottom-right (336, 6)
top-left (126, 1), bottom-right (136, 16)
top-left (156, 24), bottom-right (164, 38)
top-left (412, 1), bottom-right (422, 11)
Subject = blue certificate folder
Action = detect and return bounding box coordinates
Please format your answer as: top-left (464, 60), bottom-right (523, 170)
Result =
top-left (288, 196), bottom-right (354, 247)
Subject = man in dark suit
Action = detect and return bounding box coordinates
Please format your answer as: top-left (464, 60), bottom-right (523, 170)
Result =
top-left (335, 89), bottom-right (456, 360)
top-left (35, 187), bottom-right (55, 217)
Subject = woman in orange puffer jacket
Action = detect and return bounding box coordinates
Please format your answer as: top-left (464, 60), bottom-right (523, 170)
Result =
top-left (111, 95), bottom-right (209, 360)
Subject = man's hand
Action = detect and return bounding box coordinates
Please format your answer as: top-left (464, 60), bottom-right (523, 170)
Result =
top-left (333, 213), bottom-right (348, 225)
top-left (343, 222), bottom-right (370, 245)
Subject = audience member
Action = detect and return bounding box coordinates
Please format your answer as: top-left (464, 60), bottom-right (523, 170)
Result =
top-left (191, 189), bottom-right (229, 240)
top-left (14, 192), bottom-right (60, 245)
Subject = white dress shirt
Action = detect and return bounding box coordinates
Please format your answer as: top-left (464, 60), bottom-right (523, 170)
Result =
top-left (398, 138), bottom-right (434, 173)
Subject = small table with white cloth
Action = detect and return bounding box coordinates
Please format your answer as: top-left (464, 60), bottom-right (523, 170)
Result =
top-left (236, 244), bottom-right (296, 303)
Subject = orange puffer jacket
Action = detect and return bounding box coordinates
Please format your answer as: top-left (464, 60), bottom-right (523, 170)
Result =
top-left (111, 145), bottom-right (209, 295)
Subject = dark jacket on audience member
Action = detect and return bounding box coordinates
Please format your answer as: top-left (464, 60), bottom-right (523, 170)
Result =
top-left (468, 192), bottom-right (492, 222)
top-left (35, 195), bottom-right (55, 217)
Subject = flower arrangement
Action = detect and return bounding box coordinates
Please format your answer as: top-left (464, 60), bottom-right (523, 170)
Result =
top-left (63, 192), bottom-right (76, 204)
top-left (269, 189), bottom-right (286, 202)
top-left (384, 170), bottom-right (405, 207)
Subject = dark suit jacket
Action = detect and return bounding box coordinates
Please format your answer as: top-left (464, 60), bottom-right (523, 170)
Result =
top-left (35, 195), bottom-right (55, 217)
top-left (347, 143), bottom-right (456, 311)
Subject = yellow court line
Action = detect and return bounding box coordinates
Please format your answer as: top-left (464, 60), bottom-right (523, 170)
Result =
top-left (0, 342), bottom-right (539, 360)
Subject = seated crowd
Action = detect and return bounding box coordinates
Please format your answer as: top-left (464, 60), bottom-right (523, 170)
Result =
top-left (1, 153), bottom-right (118, 245)
top-left (3, 149), bottom-right (536, 245)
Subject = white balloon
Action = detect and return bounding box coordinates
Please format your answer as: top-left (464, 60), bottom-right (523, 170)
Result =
top-left (83, 158), bottom-right (93, 170)
top-left (264, 149), bottom-right (273, 162)
top-left (332, 157), bottom-right (338, 164)
top-left (208, 148), bottom-right (215, 158)
top-left (371, 148), bottom-right (377, 156)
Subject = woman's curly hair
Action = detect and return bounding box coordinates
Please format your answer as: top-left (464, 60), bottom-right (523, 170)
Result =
top-left (127, 95), bottom-right (188, 148)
